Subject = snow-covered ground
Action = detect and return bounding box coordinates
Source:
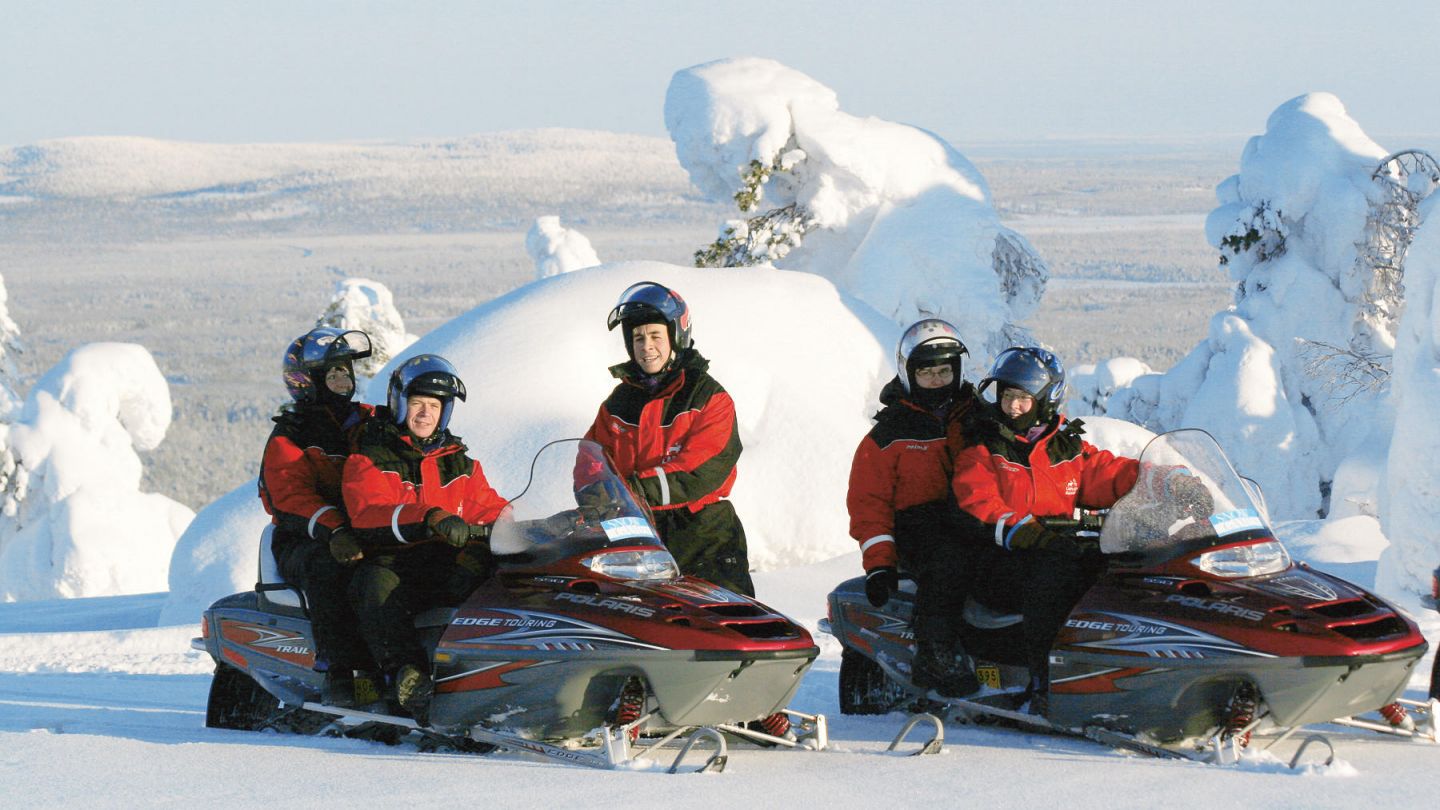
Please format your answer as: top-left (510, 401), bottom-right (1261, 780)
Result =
top-left (0, 526), bottom-right (1434, 808)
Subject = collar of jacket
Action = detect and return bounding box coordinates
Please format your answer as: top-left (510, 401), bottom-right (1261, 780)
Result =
top-left (876, 376), bottom-right (976, 421)
top-left (985, 408), bottom-right (1079, 445)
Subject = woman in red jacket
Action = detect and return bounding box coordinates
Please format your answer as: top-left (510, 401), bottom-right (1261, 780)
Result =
top-left (952, 347), bottom-right (1140, 704)
top-left (342, 354), bottom-right (507, 724)
top-left (258, 327), bottom-right (376, 706)
top-left (847, 319), bottom-right (981, 697)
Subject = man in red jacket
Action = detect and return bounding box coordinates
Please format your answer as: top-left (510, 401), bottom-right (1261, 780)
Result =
top-left (259, 327), bottom-right (376, 706)
top-left (952, 347), bottom-right (1143, 705)
top-left (847, 319), bottom-right (981, 697)
top-left (342, 354), bottom-right (508, 724)
top-left (584, 281), bottom-right (753, 597)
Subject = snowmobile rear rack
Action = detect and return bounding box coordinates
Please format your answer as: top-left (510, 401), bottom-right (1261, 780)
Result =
top-left (887, 712), bottom-right (944, 756)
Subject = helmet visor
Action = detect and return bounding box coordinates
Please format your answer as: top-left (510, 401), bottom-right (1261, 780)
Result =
top-left (300, 329), bottom-right (372, 369)
top-left (607, 282), bottom-right (683, 332)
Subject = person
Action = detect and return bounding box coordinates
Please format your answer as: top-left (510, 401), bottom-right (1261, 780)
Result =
top-left (342, 354), bottom-right (508, 725)
top-left (584, 281), bottom-right (754, 597)
top-left (952, 347), bottom-right (1176, 707)
top-left (846, 318), bottom-right (982, 697)
top-left (258, 327), bottom-right (376, 707)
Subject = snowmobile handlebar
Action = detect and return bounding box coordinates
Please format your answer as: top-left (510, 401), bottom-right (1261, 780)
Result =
top-left (1035, 512), bottom-right (1106, 536)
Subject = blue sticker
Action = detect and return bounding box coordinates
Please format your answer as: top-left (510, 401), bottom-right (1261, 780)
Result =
top-left (599, 516), bottom-right (657, 542)
top-left (1209, 509), bottom-right (1265, 537)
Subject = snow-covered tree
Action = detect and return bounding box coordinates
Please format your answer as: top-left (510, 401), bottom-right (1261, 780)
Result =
top-left (666, 57), bottom-right (1047, 362)
top-left (1099, 93), bottom-right (1436, 520)
top-left (526, 216), bottom-right (601, 279)
top-left (0, 274), bottom-right (27, 521)
top-left (315, 278), bottom-right (417, 380)
top-left (0, 343), bottom-right (194, 601)
top-left (1378, 190), bottom-right (1440, 602)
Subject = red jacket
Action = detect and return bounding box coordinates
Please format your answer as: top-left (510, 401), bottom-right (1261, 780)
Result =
top-left (259, 402), bottom-right (374, 542)
top-left (342, 418), bottom-right (507, 547)
top-left (953, 417), bottom-right (1138, 551)
top-left (847, 378), bottom-right (975, 571)
top-left (584, 349), bottom-right (739, 514)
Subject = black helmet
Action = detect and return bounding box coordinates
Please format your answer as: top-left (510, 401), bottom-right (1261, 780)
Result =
top-left (979, 347), bottom-right (1066, 423)
top-left (387, 354), bottom-right (467, 432)
top-left (606, 281), bottom-right (692, 359)
top-left (896, 319), bottom-right (967, 394)
top-left (282, 328), bottom-right (373, 403)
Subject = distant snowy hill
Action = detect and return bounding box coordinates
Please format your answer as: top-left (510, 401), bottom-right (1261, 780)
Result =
top-left (0, 129), bottom-right (726, 239)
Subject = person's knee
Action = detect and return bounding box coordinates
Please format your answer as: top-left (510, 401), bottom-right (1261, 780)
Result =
top-left (348, 564), bottom-right (401, 608)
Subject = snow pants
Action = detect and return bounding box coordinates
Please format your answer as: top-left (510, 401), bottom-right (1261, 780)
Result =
top-left (272, 530), bottom-right (373, 671)
top-left (967, 545), bottom-right (1106, 681)
top-left (347, 545), bottom-right (478, 675)
top-left (655, 500), bottom-right (755, 597)
top-left (893, 502), bottom-right (977, 621)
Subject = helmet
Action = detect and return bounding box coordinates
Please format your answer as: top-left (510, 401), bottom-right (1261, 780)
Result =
top-left (979, 347), bottom-right (1066, 423)
top-left (896, 319), bottom-right (967, 394)
top-left (282, 328), bottom-right (373, 403)
top-left (387, 354), bottom-right (467, 433)
top-left (606, 281), bottom-right (692, 358)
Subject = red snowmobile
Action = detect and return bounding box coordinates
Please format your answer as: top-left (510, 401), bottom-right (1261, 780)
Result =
top-left (194, 439), bottom-right (825, 771)
top-left (824, 429), bottom-right (1434, 761)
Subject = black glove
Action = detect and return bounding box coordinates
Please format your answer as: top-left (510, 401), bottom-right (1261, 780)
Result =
top-left (427, 509), bottom-right (470, 548)
top-left (1169, 473), bottom-right (1215, 518)
top-left (865, 566), bottom-right (898, 607)
top-left (328, 527), bottom-right (364, 565)
top-left (1009, 522), bottom-right (1088, 559)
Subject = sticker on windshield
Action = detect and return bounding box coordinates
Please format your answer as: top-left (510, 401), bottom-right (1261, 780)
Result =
top-left (1209, 509), bottom-right (1265, 537)
top-left (600, 517), bottom-right (657, 542)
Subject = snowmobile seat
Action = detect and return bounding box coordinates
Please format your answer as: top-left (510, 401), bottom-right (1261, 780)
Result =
top-left (962, 596), bottom-right (1023, 630)
top-left (256, 525), bottom-right (307, 611)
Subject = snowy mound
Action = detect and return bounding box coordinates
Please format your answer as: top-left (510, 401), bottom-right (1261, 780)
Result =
top-left (160, 262), bottom-right (901, 621)
top-left (0, 343), bottom-right (194, 601)
top-left (665, 57), bottom-right (1045, 358)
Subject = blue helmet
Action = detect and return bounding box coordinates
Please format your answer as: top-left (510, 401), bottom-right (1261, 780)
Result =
top-left (282, 328), bottom-right (372, 403)
top-left (606, 281), bottom-right (692, 358)
top-left (387, 354), bottom-right (467, 433)
top-left (980, 347), bottom-right (1066, 423)
top-left (896, 319), bottom-right (967, 394)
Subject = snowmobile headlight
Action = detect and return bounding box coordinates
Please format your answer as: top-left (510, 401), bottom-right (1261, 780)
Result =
top-left (583, 549), bottom-right (680, 581)
top-left (1194, 540), bottom-right (1291, 578)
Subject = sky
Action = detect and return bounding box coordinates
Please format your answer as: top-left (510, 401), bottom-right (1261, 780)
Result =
top-left (2, 0), bottom-right (1439, 147)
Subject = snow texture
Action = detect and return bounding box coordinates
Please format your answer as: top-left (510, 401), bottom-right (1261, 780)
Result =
top-left (1097, 94), bottom-right (1396, 520)
top-left (0, 343), bottom-right (193, 601)
top-left (665, 57), bottom-right (1046, 361)
top-left (1380, 190), bottom-right (1440, 601)
top-left (315, 277), bottom-right (418, 380)
top-left (158, 480), bottom-right (272, 627)
top-left (526, 215), bottom-right (601, 279)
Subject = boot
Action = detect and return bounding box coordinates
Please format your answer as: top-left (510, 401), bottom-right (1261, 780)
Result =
top-left (393, 664), bottom-right (434, 727)
top-left (911, 615), bottom-right (981, 698)
top-left (322, 668), bottom-right (358, 708)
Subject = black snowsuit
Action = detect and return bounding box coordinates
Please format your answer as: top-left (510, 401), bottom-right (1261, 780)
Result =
top-left (258, 402), bottom-right (374, 672)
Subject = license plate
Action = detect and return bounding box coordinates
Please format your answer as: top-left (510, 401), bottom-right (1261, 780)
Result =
top-left (976, 664), bottom-right (1002, 689)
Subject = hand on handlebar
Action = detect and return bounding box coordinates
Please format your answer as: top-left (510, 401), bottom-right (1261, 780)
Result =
top-left (426, 509), bottom-right (471, 548)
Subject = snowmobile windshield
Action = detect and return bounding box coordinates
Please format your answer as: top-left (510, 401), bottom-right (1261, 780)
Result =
top-left (488, 439), bottom-right (679, 580)
top-left (1099, 430), bottom-right (1287, 574)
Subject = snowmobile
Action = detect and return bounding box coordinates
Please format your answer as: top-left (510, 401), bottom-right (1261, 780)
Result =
top-left (194, 438), bottom-right (826, 772)
top-left (823, 429), bottom-right (1434, 762)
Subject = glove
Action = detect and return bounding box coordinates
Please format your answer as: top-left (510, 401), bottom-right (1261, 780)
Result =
top-left (426, 509), bottom-right (471, 548)
top-left (865, 566), bottom-right (899, 607)
top-left (328, 527), bottom-right (364, 565)
top-left (1008, 521), bottom-right (1087, 559)
top-left (1169, 473), bottom-right (1215, 518)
